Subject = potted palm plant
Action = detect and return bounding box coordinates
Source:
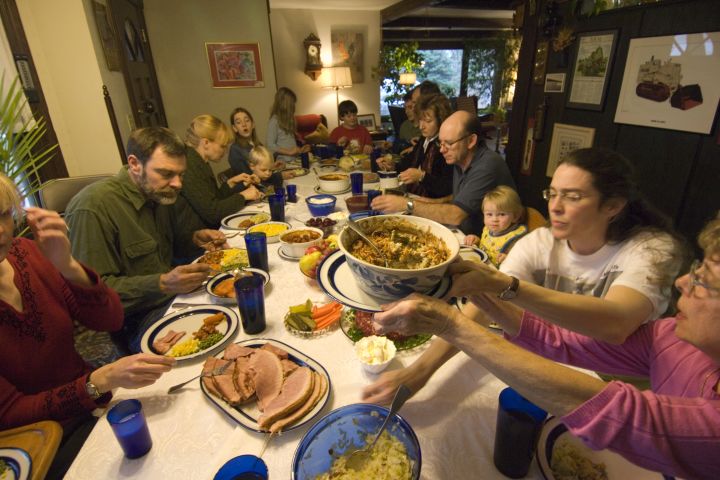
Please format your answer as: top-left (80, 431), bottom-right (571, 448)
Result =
top-left (0, 73), bottom-right (57, 229)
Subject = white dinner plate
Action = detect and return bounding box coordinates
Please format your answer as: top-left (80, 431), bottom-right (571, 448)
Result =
top-left (200, 338), bottom-right (331, 433)
top-left (314, 185), bottom-right (351, 195)
top-left (316, 250), bottom-right (452, 312)
top-left (459, 245), bottom-right (489, 264)
top-left (221, 211), bottom-right (269, 230)
top-left (140, 305), bottom-right (239, 361)
top-left (0, 448), bottom-right (31, 480)
top-left (536, 417), bottom-right (663, 480)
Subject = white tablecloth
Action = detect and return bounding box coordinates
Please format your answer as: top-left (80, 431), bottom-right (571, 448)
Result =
top-left (67, 170), bottom-right (545, 479)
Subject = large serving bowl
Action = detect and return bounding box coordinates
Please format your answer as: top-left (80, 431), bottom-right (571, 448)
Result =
top-left (337, 214), bottom-right (460, 300)
top-left (292, 403), bottom-right (421, 480)
top-left (317, 172), bottom-right (350, 193)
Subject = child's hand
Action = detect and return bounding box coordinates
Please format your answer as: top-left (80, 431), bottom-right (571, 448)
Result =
top-left (362, 144), bottom-right (373, 155)
top-left (300, 144), bottom-right (311, 153)
top-left (463, 234), bottom-right (480, 246)
top-left (337, 137), bottom-right (349, 147)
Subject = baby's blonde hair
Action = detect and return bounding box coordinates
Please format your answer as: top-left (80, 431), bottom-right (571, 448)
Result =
top-left (482, 186), bottom-right (524, 221)
top-left (0, 173), bottom-right (22, 227)
top-left (185, 114), bottom-right (234, 148)
top-left (248, 145), bottom-right (274, 167)
top-left (699, 213), bottom-right (720, 259)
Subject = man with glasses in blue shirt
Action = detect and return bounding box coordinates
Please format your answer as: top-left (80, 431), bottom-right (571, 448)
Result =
top-left (371, 110), bottom-right (515, 235)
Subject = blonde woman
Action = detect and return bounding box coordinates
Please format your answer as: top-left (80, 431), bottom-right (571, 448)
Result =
top-left (266, 87), bottom-right (310, 164)
top-left (179, 114), bottom-right (261, 229)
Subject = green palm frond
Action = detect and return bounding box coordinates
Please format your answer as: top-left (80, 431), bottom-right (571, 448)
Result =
top-left (0, 72), bottom-right (58, 201)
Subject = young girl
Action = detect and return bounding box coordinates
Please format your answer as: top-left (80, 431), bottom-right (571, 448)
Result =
top-left (248, 145), bottom-right (284, 194)
top-left (464, 185), bottom-right (527, 266)
top-left (266, 87), bottom-right (310, 164)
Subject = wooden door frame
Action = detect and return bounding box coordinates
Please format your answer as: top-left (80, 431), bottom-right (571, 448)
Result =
top-left (0, 0), bottom-right (68, 181)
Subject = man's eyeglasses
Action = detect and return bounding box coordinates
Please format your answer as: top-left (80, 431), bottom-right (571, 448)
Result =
top-left (688, 260), bottom-right (720, 297)
top-left (439, 134), bottom-right (470, 150)
top-left (542, 189), bottom-right (592, 203)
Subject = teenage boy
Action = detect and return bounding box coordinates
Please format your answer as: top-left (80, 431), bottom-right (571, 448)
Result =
top-left (329, 100), bottom-right (374, 154)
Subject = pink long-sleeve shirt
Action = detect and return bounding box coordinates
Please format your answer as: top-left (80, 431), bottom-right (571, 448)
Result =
top-left (510, 311), bottom-right (720, 479)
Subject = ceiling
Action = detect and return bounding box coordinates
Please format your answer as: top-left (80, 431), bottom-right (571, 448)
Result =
top-left (269, 0), bottom-right (517, 48)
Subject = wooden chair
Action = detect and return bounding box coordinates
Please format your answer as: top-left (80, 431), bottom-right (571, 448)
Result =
top-left (38, 174), bottom-right (112, 214)
top-left (454, 95), bottom-right (478, 116)
top-left (525, 206), bottom-right (547, 232)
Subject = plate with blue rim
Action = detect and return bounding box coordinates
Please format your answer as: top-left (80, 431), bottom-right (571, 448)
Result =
top-left (536, 417), bottom-right (663, 480)
top-left (200, 339), bottom-right (331, 433)
top-left (140, 305), bottom-right (239, 361)
top-left (0, 448), bottom-right (31, 480)
top-left (316, 250), bottom-right (453, 312)
top-left (221, 211), bottom-right (270, 230)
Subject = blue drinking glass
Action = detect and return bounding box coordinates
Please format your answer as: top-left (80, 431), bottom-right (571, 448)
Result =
top-left (234, 274), bottom-right (266, 334)
top-left (286, 184), bottom-right (298, 203)
top-left (350, 172), bottom-right (363, 195)
top-left (300, 152), bottom-right (310, 169)
top-left (244, 232), bottom-right (268, 272)
top-left (107, 399), bottom-right (153, 459)
top-left (268, 193), bottom-right (285, 222)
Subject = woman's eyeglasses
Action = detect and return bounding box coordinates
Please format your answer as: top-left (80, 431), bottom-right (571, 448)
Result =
top-left (542, 189), bottom-right (592, 203)
top-left (688, 260), bottom-right (720, 297)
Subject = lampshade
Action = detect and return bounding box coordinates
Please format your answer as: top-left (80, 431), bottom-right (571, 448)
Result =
top-left (321, 66), bottom-right (353, 89)
top-left (398, 72), bottom-right (417, 85)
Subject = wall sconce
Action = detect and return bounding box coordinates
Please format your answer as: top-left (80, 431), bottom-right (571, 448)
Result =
top-left (320, 66), bottom-right (353, 122)
top-left (303, 33), bottom-right (323, 80)
top-left (398, 72), bottom-right (417, 86)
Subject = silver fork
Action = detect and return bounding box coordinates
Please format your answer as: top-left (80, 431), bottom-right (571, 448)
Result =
top-left (167, 361), bottom-right (232, 394)
top-left (201, 231), bottom-right (243, 249)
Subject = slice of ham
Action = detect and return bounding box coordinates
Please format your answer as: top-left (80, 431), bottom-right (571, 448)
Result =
top-left (232, 355), bottom-right (256, 401)
top-left (152, 330), bottom-right (186, 354)
top-left (224, 344), bottom-right (256, 360)
top-left (250, 349), bottom-right (284, 411)
top-left (281, 359), bottom-right (300, 378)
top-left (212, 362), bottom-right (247, 406)
top-left (268, 372), bottom-right (327, 433)
top-left (260, 343), bottom-right (288, 359)
top-left (257, 366), bottom-right (314, 430)
top-left (201, 357), bottom-right (230, 399)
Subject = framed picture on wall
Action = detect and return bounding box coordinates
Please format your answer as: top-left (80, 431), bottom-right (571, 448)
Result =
top-left (91, 1), bottom-right (121, 71)
top-left (567, 30), bottom-right (617, 110)
top-left (205, 42), bottom-right (264, 88)
top-left (614, 31), bottom-right (720, 134)
top-left (331, 29), bottom-right (364, 83)
top-left (357, 114), bottom-right (376, 130)
top-left (546, 123), bottom-right (595, 177)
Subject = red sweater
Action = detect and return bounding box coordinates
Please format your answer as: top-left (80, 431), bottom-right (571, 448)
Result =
top-left (329, 124), bottom-right (373, 150)
top-left (0, 238), bottom-right (123, 428)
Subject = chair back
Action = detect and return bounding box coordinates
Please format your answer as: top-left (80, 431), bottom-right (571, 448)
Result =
top-left (388, 105), bottom-right (407, 135)
top-left (38, 174), bottom-right (113, 214)
top-left (453, 96), bottom-right (478, 116)
top-left (525, 206), bottom-right (547, 232)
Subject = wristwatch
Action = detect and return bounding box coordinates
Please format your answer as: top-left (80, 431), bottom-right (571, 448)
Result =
top-left (498, 276), bottom-right (519, 300)
top-left (85, 375), bottom-right (103, 400)
top-left (405, 199), bottom-right (415, 214)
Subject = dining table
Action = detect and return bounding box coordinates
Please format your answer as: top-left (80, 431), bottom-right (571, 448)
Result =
top-left (66, 162), bottom-right (550, 479)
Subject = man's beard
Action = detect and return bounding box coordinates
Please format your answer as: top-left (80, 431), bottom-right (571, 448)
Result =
top-left (138, 171), bottom-right (179, 205)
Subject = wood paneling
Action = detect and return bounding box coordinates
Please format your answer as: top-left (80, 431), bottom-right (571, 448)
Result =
top-left (507, 0), bottom-right (720, 243)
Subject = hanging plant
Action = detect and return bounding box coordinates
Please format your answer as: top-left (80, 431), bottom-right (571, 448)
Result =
top-left (372, 42), bottom-right (424, 105)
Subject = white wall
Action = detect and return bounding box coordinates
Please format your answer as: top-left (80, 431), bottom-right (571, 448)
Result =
top-left (16, 0), bottom-right (124, 176)
top-left (269, 8), bottom-right (381, 128)
top-left (144, 0), bottom-right (277, 175)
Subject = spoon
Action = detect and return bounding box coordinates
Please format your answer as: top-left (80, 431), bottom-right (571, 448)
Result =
top-left (346, 384), bottom-right (412, 471)
top-left (345, 217), bottom-right (389, 267)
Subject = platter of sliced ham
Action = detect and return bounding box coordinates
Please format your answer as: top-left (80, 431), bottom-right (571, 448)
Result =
top-left (200, 339), bottom-right (331, 433)
top-left (140, 305), bottom-right (239, 361)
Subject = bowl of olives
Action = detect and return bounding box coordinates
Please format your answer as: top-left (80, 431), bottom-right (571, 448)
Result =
top-left (304, 216), bottom-right (338, 237)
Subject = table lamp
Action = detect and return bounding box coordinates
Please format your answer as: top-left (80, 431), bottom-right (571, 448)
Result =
top-left (321, 66), bottom-right (353, 123)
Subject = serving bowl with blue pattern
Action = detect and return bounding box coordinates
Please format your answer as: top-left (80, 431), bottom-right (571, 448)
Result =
top-left (337, 214), bottom-right (460, 301)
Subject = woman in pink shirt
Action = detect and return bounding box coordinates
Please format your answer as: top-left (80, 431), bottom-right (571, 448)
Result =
top-left (368, 215), bottom-right (720, 479)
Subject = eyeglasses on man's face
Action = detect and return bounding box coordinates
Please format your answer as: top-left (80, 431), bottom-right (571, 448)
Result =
top-left (439, 134), bottom-right (471, 150)
top-left (542, 188), bottom-right (594, 204)
top-left (688, 260), bottom-right (720, 297)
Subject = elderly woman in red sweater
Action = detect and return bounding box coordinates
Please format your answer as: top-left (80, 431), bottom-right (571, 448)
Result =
top-left (0, 174), bottom-right (174, 425)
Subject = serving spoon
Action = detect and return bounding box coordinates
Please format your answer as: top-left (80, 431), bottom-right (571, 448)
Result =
top-left (346, 384), bottom-right (412, 471)
top-left (344, 217), bottom-right (389, 267)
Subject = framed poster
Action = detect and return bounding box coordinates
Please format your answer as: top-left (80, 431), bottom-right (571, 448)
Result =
top-left (331, 29), bottom-right (364, 83)
top-left (357, 114), bottom-right (376, 130)
top-left (567, 31), bottom-right (617, 110)
top-left (614, 32), bottom-right (720, 134)
top-left (205, 42), bottom-right (264, 88)
top-left (92, 1), bottom-right (121, 71)
top-left (546, 123), bottom-right (595, 177)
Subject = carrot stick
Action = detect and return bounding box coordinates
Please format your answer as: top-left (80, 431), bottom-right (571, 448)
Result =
top-left (312, 302), bottom-right (342, 317)
top-left (314, 310), bottom-right (342, 329)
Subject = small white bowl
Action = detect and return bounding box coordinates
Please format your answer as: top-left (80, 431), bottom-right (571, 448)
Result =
top-left (279, 227), bottom-right (324, 258)
top-left (246, 221), bottom-right (292, 243)
top-left (206, 270), bottom-right (270, 304)
top-left (354, 335), bottom-right (397, 374)
top-left (317, 172), bottom-right (350, 193)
